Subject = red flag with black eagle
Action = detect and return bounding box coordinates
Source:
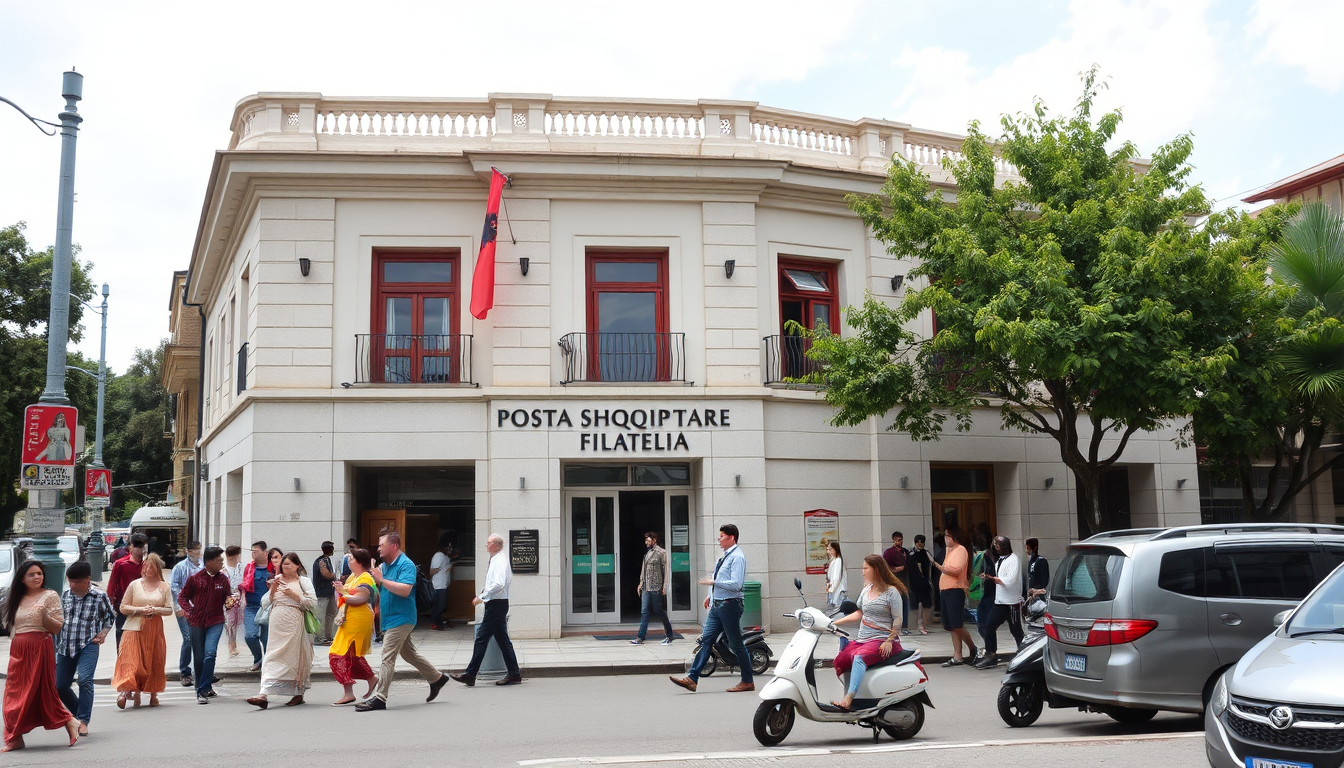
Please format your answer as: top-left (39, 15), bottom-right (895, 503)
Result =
top-left (470, 168), bottom-right (509, 319)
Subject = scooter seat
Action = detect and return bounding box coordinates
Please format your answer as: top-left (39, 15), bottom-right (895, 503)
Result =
top-left (864, 648), bottom-right (918, 672)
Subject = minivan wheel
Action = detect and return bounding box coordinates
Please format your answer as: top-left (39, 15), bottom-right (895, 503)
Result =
top-left (1105, 706), bottom-right (1158, 725)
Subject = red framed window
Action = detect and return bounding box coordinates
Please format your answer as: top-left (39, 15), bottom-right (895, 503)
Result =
top-left (371, 250), bottom-right (460, 383)
top-left (586, 252), bottom-right (669, 381)
top-left (778, 258), bottom-right (839, 378)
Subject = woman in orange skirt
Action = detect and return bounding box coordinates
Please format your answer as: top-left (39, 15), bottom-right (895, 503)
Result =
top-left (2, 560), bottom-right (80, 751)
top-left (111, 554), bottom-right (173, 708)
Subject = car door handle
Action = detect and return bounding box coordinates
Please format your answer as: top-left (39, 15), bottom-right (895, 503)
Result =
top-left (1220, 613), bottom-right (1242, 626)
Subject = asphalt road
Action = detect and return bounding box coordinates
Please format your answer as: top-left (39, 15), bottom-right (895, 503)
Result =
top-left (1, 665), bottom-right (1205, 766)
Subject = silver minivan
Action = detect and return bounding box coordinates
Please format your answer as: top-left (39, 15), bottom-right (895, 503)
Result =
top-left (1044, 524), bottom-right (1344, 719)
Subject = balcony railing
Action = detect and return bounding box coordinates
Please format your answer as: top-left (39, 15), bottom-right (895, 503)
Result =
top-left (236, 343), bottom-right (248, 394)
top-left (559, 332), bottom-right (686, 384)
top-left (763, 335), bottom-right (824, 386)
top-left (355, 334), bottom-right (474, 385)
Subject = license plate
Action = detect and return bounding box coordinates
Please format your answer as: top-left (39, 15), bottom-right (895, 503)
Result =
top-left (1059, 626), bottom-right (1090, 643)
top-left (1248, 759), bottom-right (1313, 768)
top-left (1064, 653), bottom-right (1087, 673)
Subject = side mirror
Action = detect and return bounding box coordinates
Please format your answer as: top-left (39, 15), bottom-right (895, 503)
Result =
top-left (1273, 609), bottom-right (1292, 628)
top-left (794, 577), bottom-right (803, 592)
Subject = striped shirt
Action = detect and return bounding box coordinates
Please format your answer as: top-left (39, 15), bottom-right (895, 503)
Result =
top-left (855, 584), bottom-right (904, 643)
top-left (56, 585), bottom-right (116, 657)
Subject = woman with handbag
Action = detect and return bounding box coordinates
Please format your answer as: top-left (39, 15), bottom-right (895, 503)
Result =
top-left (111, 554), bottom-right (173, 708)
top-left (328, 548), bottom-right (379, 706)
top-left (246, 553), bottom-right (317, 709)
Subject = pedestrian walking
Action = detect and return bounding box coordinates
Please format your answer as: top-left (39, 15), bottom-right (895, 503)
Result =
top-left (355, 533), bottom-right (448, 711)
top-left (828, 554), bottom-right (908, 710)
top-left (882, 532), bottom-right (911, 635)
top-left (106, 532), bottom-right (148, 648)
top-left (429, 535), bottom-right (453, 630)
top-left (825, 541), bottom-right (847, 610)
top-left (975, 536), bottom-right (1025, 669)
top-left (111, 554), bottom-right (173, 708)
top-left (312, 542), bottom-right (339, 644)
top-left (450, 533), bottom-right (523, 687)
top-left (178, 547), bottom-right (238, 705)
top-left (329, 548), bottom-right (379, 706)
top-left (247, 553), bottom-right (317, 709)
top-left (169, 541), bottom-right (205, 688)
top-left (1025, 538), bottom-right (1050, 599)
top-left (339, 537), bottom-right (359, 578)
top-left (239, 541), bottom-right (274, 672)
top-left (973, 534), bottom-right (998, 661)
top-left (932, 526), bottom-right (977, 666)
top-left (1, 561), bottom-right (81, 751)
top-left (631, 531), bottom-right (674, 645)
top-left (55, 561), bottom-right (116, 737)
top-left (906, 535), bottom-right (934, 635)
top-left (222, 545), bottom-right (245, 657)
top-left (670, 523), bottom-right (754, 693)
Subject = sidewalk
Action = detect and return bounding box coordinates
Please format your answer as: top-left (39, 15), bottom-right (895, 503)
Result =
top-left (0, 622), bottom-right (1013, 684)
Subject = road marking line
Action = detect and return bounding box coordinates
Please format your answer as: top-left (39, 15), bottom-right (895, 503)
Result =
top-left (517, 731), bottom-right (1203, 765)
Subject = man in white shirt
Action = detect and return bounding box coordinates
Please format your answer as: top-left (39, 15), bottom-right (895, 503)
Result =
top-left (429, 535), bottom-right (454, 630)
top-left (449, 533), bottom-right (522, 686)
top-left (975, 535), bottom-right (1026, 669)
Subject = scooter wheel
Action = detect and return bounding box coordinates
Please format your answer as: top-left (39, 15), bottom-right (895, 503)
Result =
top-left (753, 700), bottom-right (795, 746)
top-left (700, 654), bottom-right (717, 677)
top-left (879, 699), bottom-right (925, 741)
top-left (750, 648), bottom-right (771, 675)
top-left (997, 682), bottom-right (1043, 727)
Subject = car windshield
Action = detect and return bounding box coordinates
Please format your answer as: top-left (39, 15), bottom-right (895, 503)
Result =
top-left (0, 547), bottom-right (11, 572)
top-left (1053, 547), bottom-right (1126, 604)
top-left (1287, 563), bottom-right (1344, 634)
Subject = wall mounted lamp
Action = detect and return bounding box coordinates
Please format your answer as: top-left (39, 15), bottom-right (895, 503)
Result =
top-left (519, 257), bottom-right (529, 276)
top-left (520, 477), bottom-right (526, 490)
top-left (1177, 478), bottom-right (1188, 489)
top-left (735, 474), bottom-right (741, 487)
top-left (899, 476), bottom-right (909, 489)
top-left (890, 274), bottom-right (904, 291)
top-left (298, 257), bottom-right (311, 277)
top-left (293, 478), bottom-right (301, 491)
top-left (724, 259), bottom-right (736, 279)
top-left (1045, 476), bottom-right (1055, 489)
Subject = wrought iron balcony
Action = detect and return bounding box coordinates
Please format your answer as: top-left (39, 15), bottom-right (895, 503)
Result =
top-left (236, 343), bottom-right (248, 394)
top-left (355, 334), bottom-right (474, 385)
top-left (763, 334), bottom-right (824, 386)
top-left (558, 332), bottom-right (686, 384)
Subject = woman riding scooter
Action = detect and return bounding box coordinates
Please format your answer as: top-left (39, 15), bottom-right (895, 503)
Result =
top-left (829, 554), bottom-right (908, 711)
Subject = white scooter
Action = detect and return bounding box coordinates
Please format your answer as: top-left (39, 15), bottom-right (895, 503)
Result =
top-left (753, 578), bottom-right (933, 746)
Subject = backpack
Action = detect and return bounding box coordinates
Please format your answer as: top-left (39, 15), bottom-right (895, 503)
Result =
top-left (415, 566), bottom-right (436, 613)
top-left (967, 550), bottom-right (985, 602)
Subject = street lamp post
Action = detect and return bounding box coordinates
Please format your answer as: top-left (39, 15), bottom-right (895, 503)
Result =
top-left (68, 283), bottom-right (109, 579)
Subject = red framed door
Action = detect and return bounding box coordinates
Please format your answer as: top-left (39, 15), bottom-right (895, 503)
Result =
top-left (586, 253), bottom-right (669, 381)
top-left (372, 251), bottom-right (460, 383)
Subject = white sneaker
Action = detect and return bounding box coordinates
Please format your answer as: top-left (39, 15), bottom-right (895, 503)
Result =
top-left (660, 638), bottom-right (674, 645)
top-left (629, 638), bottom-right (644, 645)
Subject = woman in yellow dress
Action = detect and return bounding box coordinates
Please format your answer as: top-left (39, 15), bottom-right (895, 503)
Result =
top-left (328, 548), bottom-right (378, 706)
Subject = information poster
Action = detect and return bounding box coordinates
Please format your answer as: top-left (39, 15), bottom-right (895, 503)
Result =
top-left (20, 404), bottom-right (78, 490)
top-left (804, 509), bottom-right (839, 575)
top-left (510, 529), bottom-right (540, 574)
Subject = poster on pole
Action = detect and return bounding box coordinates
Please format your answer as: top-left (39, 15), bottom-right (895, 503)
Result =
top-left (803, 509), bottom-right (839, 575)
top-left (20, 404), bottom-right (78, 490)
top-left (85, 467), bottom-right (112, 508)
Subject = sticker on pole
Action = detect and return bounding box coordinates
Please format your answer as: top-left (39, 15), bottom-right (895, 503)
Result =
top-left (20, 404), bottom-right (78, 490)
top-left (85, 467), bottom-right (112, 508)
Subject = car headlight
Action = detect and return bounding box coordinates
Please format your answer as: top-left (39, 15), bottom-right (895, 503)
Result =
top-left (1212, 674), bottom-right (1229, 717)
top-left (798, 611), bottom-right (815, 629)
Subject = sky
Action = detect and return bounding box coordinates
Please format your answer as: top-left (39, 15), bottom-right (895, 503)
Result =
top-left (2, 0), bottom-right (1341, 372)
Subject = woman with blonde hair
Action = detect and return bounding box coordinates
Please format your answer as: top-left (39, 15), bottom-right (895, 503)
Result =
top-left (111, 553), bottom-right (173, 708)
top-left (829, 554), bottom-right (908, 711)
top-left (247, 552), bottom-right (316, 709)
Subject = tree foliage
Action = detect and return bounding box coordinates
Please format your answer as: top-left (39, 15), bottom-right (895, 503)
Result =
top-left (101, 341), bottom-right (172, 515)
top-left (805, 70), bottom-right (1259, 537)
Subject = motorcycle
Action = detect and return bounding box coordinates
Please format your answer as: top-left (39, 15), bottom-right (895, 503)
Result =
top-left (753, 578), bottom-right (933, 746)
top-left (692, 624), bottom-right (772, 677)
top-left (996, 596), bottom-right (1051, 727)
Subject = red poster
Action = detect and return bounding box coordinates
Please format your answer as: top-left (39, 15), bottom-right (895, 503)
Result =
top-left (20, 404), bottom-right (79, 490)
top-left (86, 467), bottom-right (112, 507)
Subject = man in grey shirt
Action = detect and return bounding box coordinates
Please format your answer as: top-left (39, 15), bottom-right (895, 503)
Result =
top-left (631, 532), bottom-right (674, 645)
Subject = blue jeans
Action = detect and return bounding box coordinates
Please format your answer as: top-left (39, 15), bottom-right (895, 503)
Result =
top-left (56, 642), bottom-right (100, 724)
top-left (637, 591), bottom-right (674, 641)
top-left (188, 623), bottom-right (224, 696)
top-left (846, 655), bottom-right (868, 696)
top-left (175, 615), bottom-right (194, 678)
top-left (243, 601), bottom-right (269, 664)
top-left (688, 597), bottom-right (751, 684)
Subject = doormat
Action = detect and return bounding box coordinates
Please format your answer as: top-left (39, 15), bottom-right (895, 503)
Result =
top-left (592, 632), bottom-right (688, 641)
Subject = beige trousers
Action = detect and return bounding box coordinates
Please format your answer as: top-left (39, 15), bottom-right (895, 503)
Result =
top-left (373, 624), bottom-right (441, 702)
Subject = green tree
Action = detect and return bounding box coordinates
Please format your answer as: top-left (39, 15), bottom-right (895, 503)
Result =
top-left (0, 222), bottom-right (95, 534)
top-left (806, 71), bottom-right (1255, 537)
top-left (101, 341), bottom-right (173, 513)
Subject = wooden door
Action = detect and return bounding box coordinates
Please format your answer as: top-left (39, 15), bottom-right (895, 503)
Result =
top-left (361, 509), bottom-right (405, 554)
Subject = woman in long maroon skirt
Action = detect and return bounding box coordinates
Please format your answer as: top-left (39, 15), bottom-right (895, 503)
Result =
top-left (2, 560), bottom-right (80, 752)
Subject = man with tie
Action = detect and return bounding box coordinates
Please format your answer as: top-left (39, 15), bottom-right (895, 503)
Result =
top-left (669, 524), bottom-right (753, 693)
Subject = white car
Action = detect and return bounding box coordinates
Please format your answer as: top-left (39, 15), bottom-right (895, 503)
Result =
top-left (57, 534), bottom-right (81, 566)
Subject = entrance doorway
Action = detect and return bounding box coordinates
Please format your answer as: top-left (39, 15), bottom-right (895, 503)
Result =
top-left (929, 464), bottom-right (997, 547)
top-left (618, 490), bottom-right (666, 622)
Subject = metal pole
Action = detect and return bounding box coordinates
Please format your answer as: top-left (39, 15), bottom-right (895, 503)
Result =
top-left (30, 70), bottom-right (83, 594)
top-left (88, 283), bottom-right (108, 580)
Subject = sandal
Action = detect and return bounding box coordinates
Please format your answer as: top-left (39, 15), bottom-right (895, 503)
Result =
top-left (149, 694), bottom-right (160, 707)
top-left (919, 627), bottom-right (929, 635)
top-left (941, 658), bottom-right (965, 667)
top-left (65, 719), bottom-right (79, 746)
top-left (284, 696), bottom-right (305, 707)
top-left (332, 698), bottom-right (356, 707)
top-left (132, 692), bottom-right (141, 708)
top-left (246, 696), bottom-right (269, 710)
top-left (117, 692), bottom-right (129, 710)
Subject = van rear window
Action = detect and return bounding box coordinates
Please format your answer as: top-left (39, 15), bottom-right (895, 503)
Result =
top-left (1054, 547), bottom-right (1125, 603)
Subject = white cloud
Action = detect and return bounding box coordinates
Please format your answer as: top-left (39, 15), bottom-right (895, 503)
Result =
top-left (1, 0), bottom-right (862, 370)
top-left (1247, 0), bottom-right (1344, 90)
top-left (889, 0), bottom-right (1219, 154)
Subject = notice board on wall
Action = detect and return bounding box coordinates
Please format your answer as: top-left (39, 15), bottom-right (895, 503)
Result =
top-left (510, 529), bottom-right (540, 574)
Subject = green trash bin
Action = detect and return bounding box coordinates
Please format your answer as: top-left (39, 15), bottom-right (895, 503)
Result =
top-left (742, 580), bottom-right (763, 630)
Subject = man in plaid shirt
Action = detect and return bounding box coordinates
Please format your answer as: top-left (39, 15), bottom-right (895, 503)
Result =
top-left (57, 560), bottom-right (116, 737)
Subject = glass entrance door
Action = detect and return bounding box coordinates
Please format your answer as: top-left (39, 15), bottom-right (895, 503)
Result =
top-left (567, 494), bottom-right (618, 624)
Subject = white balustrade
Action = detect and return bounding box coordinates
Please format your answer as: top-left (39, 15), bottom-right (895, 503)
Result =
top-left (751, 117), bottom-right (856, 156)
top-left (543, 109), bottom-right (705, 139)
top-left (316, 107), bottom-right (494, 138)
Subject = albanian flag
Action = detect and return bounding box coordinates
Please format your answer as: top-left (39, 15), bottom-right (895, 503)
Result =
top-left (470, 168), bottom-right (509, 319)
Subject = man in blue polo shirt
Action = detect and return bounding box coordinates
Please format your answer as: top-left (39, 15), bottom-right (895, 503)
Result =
top-left (356, 532), bottom-right (448, 711)
top-left (670, 523), bottom-right (753, 693)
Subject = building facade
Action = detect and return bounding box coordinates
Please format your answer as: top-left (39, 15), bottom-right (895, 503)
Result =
top-left (163, 270), bottom-right (201, 523)
top-left (185, 93), bottom-right (1201, 637)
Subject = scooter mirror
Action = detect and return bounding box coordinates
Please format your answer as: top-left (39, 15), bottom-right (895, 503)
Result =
top-left (793, 578), bottom-right (802, 592)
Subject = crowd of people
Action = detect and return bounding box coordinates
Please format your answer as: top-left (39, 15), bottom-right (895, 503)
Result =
top-left (0, 530), bottom-right (521, 751)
